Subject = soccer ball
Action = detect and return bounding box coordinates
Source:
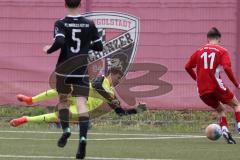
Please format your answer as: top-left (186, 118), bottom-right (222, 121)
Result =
top-left (205, 124), bottom-right (222, 141)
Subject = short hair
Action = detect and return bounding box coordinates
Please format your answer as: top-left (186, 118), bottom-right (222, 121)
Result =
top-left (107, 67), bottom-right (124, 77)
top-left (65, 0), bottom-right (81, 8)
top-left (207, 27), bottom-right (221, 39)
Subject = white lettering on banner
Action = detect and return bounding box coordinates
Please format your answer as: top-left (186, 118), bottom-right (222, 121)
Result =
top-left (88, 31), bottom-right (134, 63)
top-left (92, 18), bottom-right (132, 29)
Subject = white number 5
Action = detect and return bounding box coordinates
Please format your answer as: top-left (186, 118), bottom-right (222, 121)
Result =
top-left (201, 52), bottom-right (216, 69)
top-left (71, 29), bottom-right (81, 53)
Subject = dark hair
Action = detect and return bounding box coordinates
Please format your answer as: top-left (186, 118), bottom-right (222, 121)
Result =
top-left (107, 67), bottom-right (124, 77)
top-left (65, 0), bottom-right (81, 8)
top-left (207, 27), bottom-right (221, 39)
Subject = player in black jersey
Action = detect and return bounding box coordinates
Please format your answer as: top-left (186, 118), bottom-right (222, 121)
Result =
top-left (43, 0), bottom-right (103, 159)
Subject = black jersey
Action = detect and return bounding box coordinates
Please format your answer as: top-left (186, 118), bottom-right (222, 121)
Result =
top-left (53, 15), bottom-right (101, 66)
top-left (47, 14), bottom-right (102, 91)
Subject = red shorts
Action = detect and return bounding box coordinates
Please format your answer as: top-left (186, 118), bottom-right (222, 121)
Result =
top-left (200, 89), bottom-right (234, 108)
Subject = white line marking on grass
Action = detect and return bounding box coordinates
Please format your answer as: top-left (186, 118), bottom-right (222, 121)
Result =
top-left (87, 158), bottom-right (173, 160)
top-left (89, 136), bottom-right (205, 141)
top-left (0, 130), bottom-right (204, 137)
top-left (0, 154), bottom-right (173, 160)
top-left (0, 155), bottom-right (72, 159)
top-left (0, 135), bottom-right (205, 141)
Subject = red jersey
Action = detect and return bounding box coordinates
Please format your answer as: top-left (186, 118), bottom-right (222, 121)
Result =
top-left (185, 44), bottom-right (239, 96)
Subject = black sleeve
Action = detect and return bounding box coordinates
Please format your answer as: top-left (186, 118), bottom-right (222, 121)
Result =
top-left (47, 20), bottom-right (66, 54)
top-left (47, 36), bottom-right (65, 54)
top-left (112, 106), bottom-right (137, 116)
top-left (108, 103), bottom-right (119, 110)
top-left (89, 21), bottom-right (103, 52)
top-left (125, 108), bottom-right (137, 115)
top-left (89, 41), bottom-right (103, 51)
top-left (113, 107), bottom-right (126, 116)
top-left (92, 76), bottom-right (114, 102)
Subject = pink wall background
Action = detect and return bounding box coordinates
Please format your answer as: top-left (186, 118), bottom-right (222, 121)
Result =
top-left (0, 0), bottom-right (239, 110)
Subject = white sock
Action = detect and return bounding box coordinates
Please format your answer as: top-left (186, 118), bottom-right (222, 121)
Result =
top-left (238, 122), bottom-right (240, 130)
top-left (222, 126), bottom-right (229, 132)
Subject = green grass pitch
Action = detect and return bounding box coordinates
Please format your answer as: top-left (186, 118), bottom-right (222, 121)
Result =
top-left (0, 127), bottom-right (239, 160)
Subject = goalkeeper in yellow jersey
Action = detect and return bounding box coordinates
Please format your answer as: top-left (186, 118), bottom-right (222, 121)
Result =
top-left (10, 67), bottom-right (146, 159)
top-left (10, 67), bottom-right (146, 127)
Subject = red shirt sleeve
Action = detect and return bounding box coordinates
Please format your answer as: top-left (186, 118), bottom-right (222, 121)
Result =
top-left (221, 51), bottom-right (239, 87)
top-left (185, 52), bottom-right (197, 81)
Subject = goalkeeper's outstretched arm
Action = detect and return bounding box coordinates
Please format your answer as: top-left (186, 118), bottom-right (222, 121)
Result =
top-left (92, 75), bottom-right (147, 116)
top-left (109, 102), bottom-right (147, 116)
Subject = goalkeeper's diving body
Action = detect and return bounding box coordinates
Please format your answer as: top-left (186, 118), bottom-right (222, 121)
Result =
top-left (10, 68), bottom-right (146, 149)
top-left (10, 68), bottom-right (146, 126)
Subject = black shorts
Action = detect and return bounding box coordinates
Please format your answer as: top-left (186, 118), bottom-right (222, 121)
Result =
top-left (56, 74), bottom-right (89, 97)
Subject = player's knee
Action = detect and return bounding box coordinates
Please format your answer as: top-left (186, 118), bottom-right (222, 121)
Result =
top-left (227, 101), bottom-right (239, 110)
top-left (232, 103), bottom-right (240, 112)
top-left (227, 96), bottom-right (240, 107)
top-left (78, 113), bottom-right (89, 118)
top-left (57, 102), bottom-right (70, 110)
top-left (215, 105), bottom-right (224, 113)
top-left (232, 101), bottom-right (239, 107)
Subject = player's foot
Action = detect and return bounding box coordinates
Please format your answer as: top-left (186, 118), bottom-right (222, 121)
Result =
top-left (136, 103), bottom-right (147, 113)
top-left (9, 117), bottom-right (28, 127)
top-left (17, 94), bottom-right (33, 105)
top-left (237, 128), bottom-right (240, 135)
top-left (222, 131), bottom-right (236, 144)
top-left (57, 131), bottom-right (71, 148)
top-left (76, 137), bottom-right (87, 160)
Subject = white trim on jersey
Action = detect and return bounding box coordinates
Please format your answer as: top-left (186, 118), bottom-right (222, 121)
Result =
top-left (66, 14), bottom-right (82, 18)
top-left (93, 38), bottom-right (102, 43)
top-left (55, 34), bottom-right (65, 38)
top-left (55, 72), bottom-right (89, 78)
top-left (215, 65), bottom-right (227, 91)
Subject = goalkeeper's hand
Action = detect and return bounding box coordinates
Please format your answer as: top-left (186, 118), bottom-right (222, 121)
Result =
top-left (136, 103), bottom-right (147, 113)
top-left (124, 103), bottom-right (147, 115)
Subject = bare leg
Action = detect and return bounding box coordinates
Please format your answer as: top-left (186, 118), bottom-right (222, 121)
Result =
top-left (216, 103), bottom-right (236, 144)
top-left (57, 94), bottom-right (71, 148)
top-left (76, 97), bottom-right (89, 160)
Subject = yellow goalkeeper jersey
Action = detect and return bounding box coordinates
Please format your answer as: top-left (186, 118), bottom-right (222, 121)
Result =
top-left (87, 76), bottom-right (115, 111)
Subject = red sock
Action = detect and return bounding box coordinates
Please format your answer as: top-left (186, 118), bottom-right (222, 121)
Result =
top-left (235, 112), bottom-right (240, 123)
top-left (219, 116), bottom-right (228, 128)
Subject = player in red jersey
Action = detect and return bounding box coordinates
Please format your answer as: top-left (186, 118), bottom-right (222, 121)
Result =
top-left (185, 27), bottom-right (240, 144)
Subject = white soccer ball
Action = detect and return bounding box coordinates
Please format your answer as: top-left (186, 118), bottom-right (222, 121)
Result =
top-left (205, 124), bottom-right (222, 141)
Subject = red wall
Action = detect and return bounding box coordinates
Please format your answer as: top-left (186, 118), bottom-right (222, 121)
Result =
top-left (0, 0), bottom-right (238, 110)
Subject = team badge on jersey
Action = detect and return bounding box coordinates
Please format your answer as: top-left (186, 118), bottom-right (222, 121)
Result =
top-left (84, 12), bottom-right (140, 77)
